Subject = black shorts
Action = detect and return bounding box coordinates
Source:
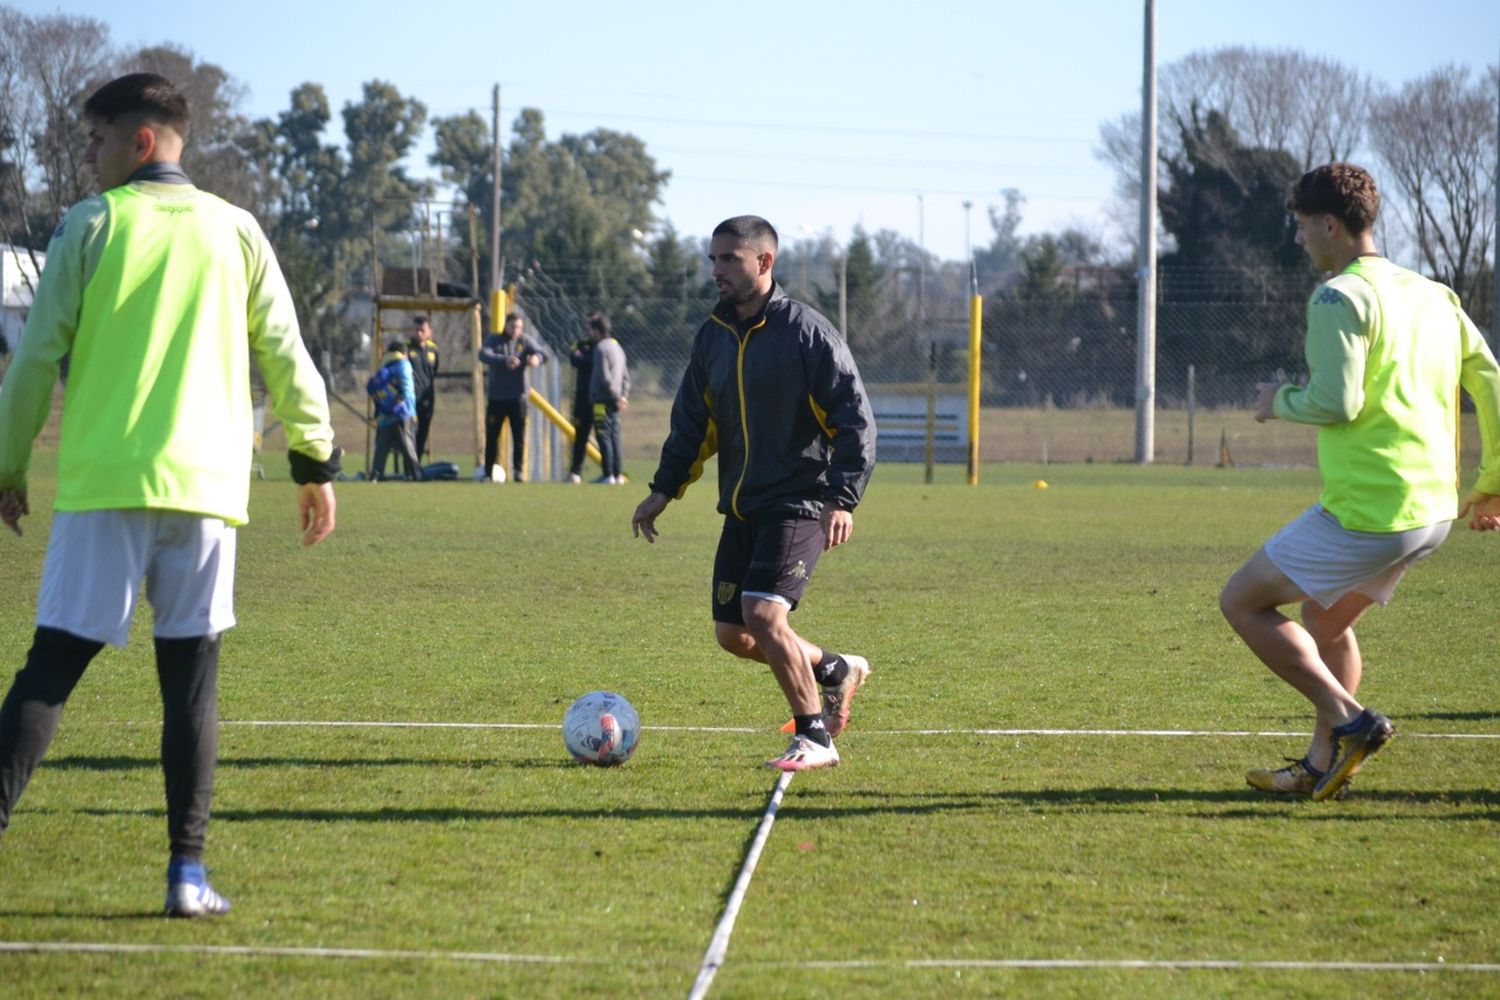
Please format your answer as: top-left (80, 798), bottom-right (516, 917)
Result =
top-left (711, 515), bottom-right (825, 624)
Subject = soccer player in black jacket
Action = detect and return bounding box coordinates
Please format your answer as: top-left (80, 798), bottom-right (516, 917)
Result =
top-left (632, 216), bottom-right (876, 771)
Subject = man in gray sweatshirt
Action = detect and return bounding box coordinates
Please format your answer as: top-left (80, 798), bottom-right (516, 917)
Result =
top-left (587, 311), bottom-right (630, 484)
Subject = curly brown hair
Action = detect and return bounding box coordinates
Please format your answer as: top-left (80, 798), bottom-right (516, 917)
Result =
top-left (1286, 163), bottom-right (1380, 235)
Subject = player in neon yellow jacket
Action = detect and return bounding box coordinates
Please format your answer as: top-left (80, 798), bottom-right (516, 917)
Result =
top-left (1221, 163), bottom-right (1500, 802)
top-left (0, 74), bottom-right (340, 916)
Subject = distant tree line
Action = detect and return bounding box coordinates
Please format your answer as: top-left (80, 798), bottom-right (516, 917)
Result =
top-left (987, 46), bottom-right (1497, 410)
top-left (2, 14), bottom-right (1493, 403)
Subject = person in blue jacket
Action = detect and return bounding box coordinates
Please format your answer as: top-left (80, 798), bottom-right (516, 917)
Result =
top-left (368, 340), bottom-right (423, 481)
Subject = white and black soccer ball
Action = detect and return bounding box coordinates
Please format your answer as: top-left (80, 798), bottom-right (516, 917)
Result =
top-left (562, 690), bottom-right (640, 766)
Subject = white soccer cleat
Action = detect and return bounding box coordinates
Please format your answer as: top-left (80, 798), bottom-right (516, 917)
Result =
top-left (822, 654), bottom-right (870, 738)
top-left (165, 880), bottom-right (231, 918)
top-left (765, 734), bottom-right (841, 772)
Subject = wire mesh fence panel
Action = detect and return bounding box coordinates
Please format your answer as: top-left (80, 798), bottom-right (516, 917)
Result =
top-left (355, 262), bottom-right (1493, 478)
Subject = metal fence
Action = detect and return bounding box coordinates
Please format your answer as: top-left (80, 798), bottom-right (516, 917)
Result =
top-left (354, 265), bottom-right (1492, 477)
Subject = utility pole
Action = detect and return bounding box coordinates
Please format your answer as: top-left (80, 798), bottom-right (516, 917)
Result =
top-left (962, 200), bottom-right (973, 274)
top-left (917, 194), bottom-right (926, 328)
top-left (1133, 0), bottom-right (1158, 464)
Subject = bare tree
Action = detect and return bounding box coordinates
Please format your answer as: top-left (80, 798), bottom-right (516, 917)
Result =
top-left (0, 11), bottom-right (259, 257)
top-left (0, 6), bottom-right (112, 253)
top-left (1097, 46), bottom-right (1371, 240)
top-left (1369, 64), bottom-right (1498, 310)
top-left (0, 6), bottom-right (28, 245)
top-left (17, 10), bottom-right (112, 226)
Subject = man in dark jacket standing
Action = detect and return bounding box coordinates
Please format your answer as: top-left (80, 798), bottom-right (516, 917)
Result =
top-left (566, 324), bottom-right (595, 483)
top-left (478, 313), bottom-right (548, 482)
top-left (407, 315), bottom-right (440, 465)
top-left (631, 215), bottom-right (876, 772)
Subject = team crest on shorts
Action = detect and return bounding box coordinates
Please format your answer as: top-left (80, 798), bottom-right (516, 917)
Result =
top-left (716, 581), bottom-right (737, 604)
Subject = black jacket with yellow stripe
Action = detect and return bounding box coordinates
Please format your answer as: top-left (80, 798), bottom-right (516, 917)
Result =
top-left (649, 283), bottom-right (875, 521)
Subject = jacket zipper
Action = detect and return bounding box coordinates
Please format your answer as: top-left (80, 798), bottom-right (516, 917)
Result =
top-left (712, 313), bottom-right (766, 520)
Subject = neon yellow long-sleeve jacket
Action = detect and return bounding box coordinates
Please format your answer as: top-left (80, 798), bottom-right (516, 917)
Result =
top-left (0, 176), bottom-right (334, 526)
top-left (1275, 256), bottom-right (1500, 532)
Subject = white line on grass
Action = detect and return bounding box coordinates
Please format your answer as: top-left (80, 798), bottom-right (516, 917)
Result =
top-left (204, 721), bottom-right (1500, 740)
top-left (7, 942), bottom-right (1492, 978)
top-left (688, 770), bottom-right (794, 1000)
top-left (0, 940), bottom-right (583, 964)
top-left (885, 728), bottom-right (1500, 740)
top-left (910, 959), bottom-right (1500, 972)
top-left (785, 958), bottom-right (1500, 973)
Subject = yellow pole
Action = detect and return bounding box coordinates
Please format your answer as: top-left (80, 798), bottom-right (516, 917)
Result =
top-left (966, 292), bottom-right (983, 485)
top-left (489, 288), bottom-right (507, 335)
top-left (528, 387), bottom-right (603, 465)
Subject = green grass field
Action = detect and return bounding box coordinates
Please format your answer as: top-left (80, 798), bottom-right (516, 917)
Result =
top-left (0, 453), bottom-right (1496, 998)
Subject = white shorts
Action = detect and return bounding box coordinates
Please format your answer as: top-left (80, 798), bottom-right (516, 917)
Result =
top-left (36, 510), bottom-right (237, 647)
top-left (1264, 504), bottom-right (1449, 609)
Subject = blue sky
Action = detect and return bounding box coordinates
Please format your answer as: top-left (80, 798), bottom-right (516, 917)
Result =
top-left (16, 0), bottom-right (1499, 261)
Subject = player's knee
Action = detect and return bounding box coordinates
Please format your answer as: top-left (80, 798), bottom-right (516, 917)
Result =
top-left (1217, 585), bottom-right (1241, 626)
top-left (714, 623), bottom-right (756, 659)
top-left (1218, 583), bottom-right (1262, 634)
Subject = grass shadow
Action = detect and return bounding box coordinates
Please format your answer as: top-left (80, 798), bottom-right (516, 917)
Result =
top-left (787, 784), bottom-right (1500, 820)
top-left (1402, 710), bottom-right (1500, 723)
top-left (0, 909), bottom-right (172, 921)
top-left (42, 754), bottom-right (571, 771)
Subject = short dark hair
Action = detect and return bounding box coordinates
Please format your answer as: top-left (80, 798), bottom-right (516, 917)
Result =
top-left (585, 311), bottom-right (612, 338)
top-left (412, 315), bottom-right (429, 326)
top-left (386, 339), bottom-right (406, 352)
top-left (83, 73), bottom-right (190, 136)
top-left (712, 215), bottom-right (778, 251)
top-left (1286, 163), bottom-right (1380, 235)
top-left (503, 312), bottom-right (522, 327)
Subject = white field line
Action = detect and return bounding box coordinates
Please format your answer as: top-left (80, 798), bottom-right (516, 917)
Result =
top-left (688, 770), bottom-right (794, 1000)
top-left (2, 941), bottom-right (1494, 977)
top-left (199, 721), bottom-right (1500, 740)
top-left (888, 728), bottom-right (1500, 740)
top-left (0, 940), bottom-right (583, 964)
top-left (799, 958), bottom-right (1500, 973)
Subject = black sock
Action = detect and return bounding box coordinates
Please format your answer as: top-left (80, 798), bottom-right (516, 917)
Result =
top-left (156, 635), bottom-right (221, 861)
top-left (811, 650), bottom-right (847, 687)
top-left (793, 714), bottom-right (831, 747)
top-left (0, 627), bottom-right (104, 833)
top-left (1331, 711), bottom-right (1371, 737)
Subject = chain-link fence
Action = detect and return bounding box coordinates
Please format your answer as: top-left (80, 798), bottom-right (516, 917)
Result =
top-left (329, 263), bottom-right (1491, 478)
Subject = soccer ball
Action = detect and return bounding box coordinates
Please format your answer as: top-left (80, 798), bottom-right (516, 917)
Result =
top-left (562, 690), bottom-right (640, 766)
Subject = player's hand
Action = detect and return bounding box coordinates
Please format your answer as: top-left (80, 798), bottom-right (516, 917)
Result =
top-left (631, 491), bottom-right (670, 543)
top-left (821, 506), bottom-right (853, 551)
top-left (617, 398), bottom-right (629, 411)
top-left (0, 488), bottom-right (28, 537)
top-left (1253, 369), bottom-right (1289, 423)
top-left (1458, 489), bottom-right (1500, 532)
top-left (298, 482), bottom-right (337, 546)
